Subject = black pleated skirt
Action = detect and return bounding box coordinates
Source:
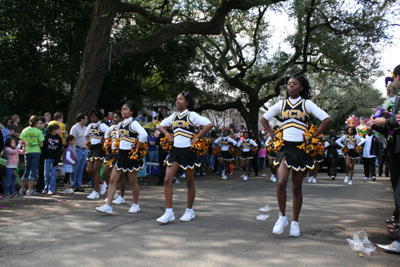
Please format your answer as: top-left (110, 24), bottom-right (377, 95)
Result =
top-left (87, 144), bottom-right (106, 162)
top-left (111, 149), bottom-right (144, 173)
top-left (164, 147), bottom-right (200, 170)
top-left (273, 141), bottom-right (314, 171)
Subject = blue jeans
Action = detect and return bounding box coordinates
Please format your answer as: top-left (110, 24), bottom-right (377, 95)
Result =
top-left (44, 158), bottom-right (58, 192)
top-left (71, 147), bottom-right (88, 188)
top-left (258, 157), bottom-right (265, 172)
top-left (22, 153), bottom-right (41, 181)
top-left (4, 168), bottom-right (16, 194)
top-left (148, 150), bottom-right (159, 163)
top-left (209, 155), bottom-right (215, 169)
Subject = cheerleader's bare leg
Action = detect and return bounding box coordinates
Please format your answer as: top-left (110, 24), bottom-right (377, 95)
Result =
top-left (106, 167), bottom-right (122, 206)
top-left (127, 171), bottom-right (139, 204)
top-left (276, 157), bottom-right (290, 216)
top-left (245, 159), bottom-right (251, 175)
top-left (184, 168), bottom-right (195, 209)
top-left (119, 173), bottom-right (126, 198)
top-left (349, 159), bottom-right (356, 180)
top-left (102, 164), bottom-right (111, 185)
top-left (92, 159), bottom-right (104, 192)
top-left (345, 155), bottom-right (350, 177)
top-left (291, 170), bottom-right (304, 221)
top-left (164, 162), bottom-right (180, 208)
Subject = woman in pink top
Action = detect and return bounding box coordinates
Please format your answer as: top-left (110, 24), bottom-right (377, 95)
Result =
top-left (258, 143), bottom-right (267, 174)
top-left (3, 138), bottom-right (25, 197)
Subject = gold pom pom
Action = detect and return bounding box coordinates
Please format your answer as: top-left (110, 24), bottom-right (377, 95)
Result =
top-left (190, 137), bottom-right (211, 156)
top-left (128, 139), bottom-right (148, 161)
top-left (297, 125), bottom-right (325, 157)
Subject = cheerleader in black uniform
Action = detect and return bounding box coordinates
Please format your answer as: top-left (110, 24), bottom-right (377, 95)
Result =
top-left (237, 132), bottom-right (258, 181)
top-left (214, 129), bottom-right (237, 180)
top-left (85, 109), bottom-right (109, 200)
top-left (96, 101), bottom-right (148, 214)
top-left (266, 125), bottom-right (280, 182)
top-left (102, 111), bottom-right (126, 204)
top-left (307, 141), bottom-right (329, 184)
top-left (261, 76), bottom-right (332, 237)
top-left (335, 126), bottom-right (365, 185)
top-left (157, 92), bottom-right (213, 224)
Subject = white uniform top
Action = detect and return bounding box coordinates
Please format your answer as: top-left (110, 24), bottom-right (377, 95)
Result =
top-left (335, 135), bottom-right (365, 149)
top-left (85, 122), bottom-right (109, 145)
top-left (237, 138), bottom-right (258, 152)
top-left (104, 125), bottom-right (118, 150)
top-left (116, 118), bottom-right (148, 150)
top-left (160, 109), bottom-right (211, 148)
top-left (214, 136), bottom-right (237, 151)
top-left (263, 96), bottom-right (330, 142)
top-left (362, 135), bottom-right (375, 158)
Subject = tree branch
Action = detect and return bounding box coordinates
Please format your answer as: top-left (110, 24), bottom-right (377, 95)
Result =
top-left (117, 2), bottom-right (178, 24)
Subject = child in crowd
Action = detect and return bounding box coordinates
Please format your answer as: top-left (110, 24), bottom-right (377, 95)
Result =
top-left (42, 123), bottom-right (63, 195)
top-left (3, 138), bottom-right (25, 197)
top-left (62, 135), bottom-right (76, 194)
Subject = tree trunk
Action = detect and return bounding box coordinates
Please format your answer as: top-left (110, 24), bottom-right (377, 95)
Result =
top-left (66, 0), bottom-right (118, 130)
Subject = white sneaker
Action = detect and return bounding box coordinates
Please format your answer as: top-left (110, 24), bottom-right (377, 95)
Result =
top-left (105, 192), bottom-right (120, 202)
top-left (180, 173), bottom-right (186, 178)
top-left (243, 176), bottom-right (248, 181)
top-left (222, 175), bottom-right (227, 180)
top-left (241, 174), bottom-right (246, 178)
top-left (87, 191), bottom-right (99, 199)
top-left (222, 170), bottom-right (225, 176)
top-left (289, 221), bottom-right (300, 237)
top-left (63, 188), bottom-right (74, 194)
top-left (308, 176), bottom-right (314, 183)
top-left (128, 203), bottom-right (140, 213)
top-left (96, 204), bottom-right (113, 214)
top-left (100, 182), bottom-right (108, 195)
top-left (180, 209), bottom-right (195, 222)
top-left (157, 211), bottom-right (175, 224)
top-left (272, 212), bottom-right (288, 234)
top-left (363, 177), bottom-right (368, 181)
top-left (272, 177), bottom-right (277, 182)
top-left (270, 174), bottom-right (275, 181)
top-left (112, 195), bottom-right (125, 205)
top-left (312, 178), bottom-right (316, 184)
top-left (175, 179), bottom-right (180, 184)
top-left (371, 176), bottom-right (376, 181)
top-left (348, 180), bottom-right (353, 186)
top-left (344, 176), bottom-right (349, 183)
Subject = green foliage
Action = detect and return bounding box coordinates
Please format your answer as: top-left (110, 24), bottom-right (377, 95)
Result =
top-left (0, 0), bottom-right (94, 123)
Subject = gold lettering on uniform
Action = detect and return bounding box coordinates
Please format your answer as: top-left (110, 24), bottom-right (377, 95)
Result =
top-left (282, 110), bottom-right (289, 119)
top-left (118, 129), bottom-right (129, 137)
top-left (296, 111), bottom-right (305, 120)
top-left (173, 120), bottom-right (189, 129)
top-left (89, 129), bottom-right (100, 135)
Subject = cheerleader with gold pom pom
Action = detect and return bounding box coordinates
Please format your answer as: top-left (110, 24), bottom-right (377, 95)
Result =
top-left (261, 76), bottom-right (332, 237)
top-left (96, 101), bottom-right (148, 215)
top-left (157, 91), bottom-right (213, 224)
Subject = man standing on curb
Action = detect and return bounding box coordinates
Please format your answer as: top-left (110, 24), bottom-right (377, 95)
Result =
top-left (70, 113), bottom-right (88, 192)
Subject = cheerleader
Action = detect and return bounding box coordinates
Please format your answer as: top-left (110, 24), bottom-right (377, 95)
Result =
top-left (335, 126), bottom-right (365, 185)
top-left (237, 132), bottom-right (258, 181)
top-left (96, 101), bottom-right (148, 214)
top-left (267, 125), bottom-right (280, 182)
top-left (85, 109), bottom-right (109, 200)
top-left (214, 129), bottom-right (237, 180)
top-left (157, 91), bottom-right (213, 224)
top-left (307, 141), bottom-right (329, 184)
top-left (102, 110), bottom-right (126, 205)
top-left (261, 76), bottom-right (332, 237)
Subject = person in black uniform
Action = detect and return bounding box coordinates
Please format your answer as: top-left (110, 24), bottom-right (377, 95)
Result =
top-left (325, 129), bottom-right (339, 180)
top-left (157, 92), bottom-right (213, 224)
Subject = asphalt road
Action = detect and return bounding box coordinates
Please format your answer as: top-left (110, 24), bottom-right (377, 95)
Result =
top-left (0, 164), bottom-right (398, 266)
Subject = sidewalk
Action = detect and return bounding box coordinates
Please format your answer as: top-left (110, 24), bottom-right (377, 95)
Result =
top-left (0, 164), bottom-right (398, 266)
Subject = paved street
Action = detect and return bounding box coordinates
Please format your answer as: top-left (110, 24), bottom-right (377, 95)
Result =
top-left (0, 164), bottom-right (398, 266)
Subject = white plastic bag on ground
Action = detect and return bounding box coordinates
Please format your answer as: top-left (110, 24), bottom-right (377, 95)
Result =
top-left (258, 205), bottom-right (271, 212)
top-left (346, 231), bottom-right (376, 256)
